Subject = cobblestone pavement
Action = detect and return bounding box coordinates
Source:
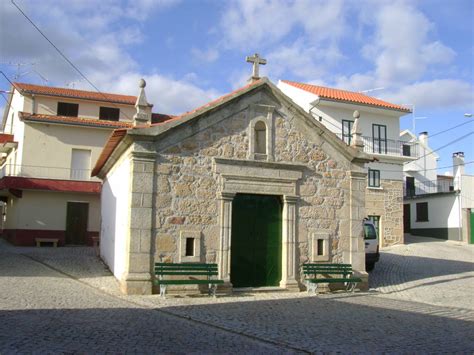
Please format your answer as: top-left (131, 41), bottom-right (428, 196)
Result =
top-left (0, 243), bottom-right (291, 354)
top-left (1, 238), bottom-right (473, 353)
top-left (370, 234), bottom-right (474, 310)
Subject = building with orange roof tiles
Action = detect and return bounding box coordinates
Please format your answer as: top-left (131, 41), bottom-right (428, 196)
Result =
top-left (278, 80), bottom-right (418, 248)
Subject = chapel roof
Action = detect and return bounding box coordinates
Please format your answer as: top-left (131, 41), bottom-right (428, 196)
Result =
top-left (281, 80), bottom-right (411, 113)
top-left (92, 79), bottom-right (265, 176)
top-left (92, 78), bottom-right (370, 177)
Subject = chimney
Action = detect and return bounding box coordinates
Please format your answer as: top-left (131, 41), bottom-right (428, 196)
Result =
top-left (133, 78), bottom-right (151, 126)
top-left (419, 131), bottom-right (428, 146)
top-left (453, 152), bottom-right (464, 190)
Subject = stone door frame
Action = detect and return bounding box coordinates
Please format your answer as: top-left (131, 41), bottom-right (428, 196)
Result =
top-left (213, 158), bottom-right (304, 291)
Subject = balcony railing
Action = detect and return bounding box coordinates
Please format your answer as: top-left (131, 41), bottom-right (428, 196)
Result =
top-left (0, 164), bottom-right (94, 181)
top-left (336, 134), bottom-right (419, 158)
top-left (404, 178), bottom-right (456, 197)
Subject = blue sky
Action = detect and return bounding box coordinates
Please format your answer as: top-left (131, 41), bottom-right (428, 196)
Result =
top-left (1, 0), bottom-right (473, 174)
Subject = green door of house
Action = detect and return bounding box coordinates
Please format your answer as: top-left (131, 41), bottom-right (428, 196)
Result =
top-left (470, 211), bottom-right (474, 244)
top-left (65, 202), bottom-right (89, 245)
top-left (231, 194), bottom-right (282, 287)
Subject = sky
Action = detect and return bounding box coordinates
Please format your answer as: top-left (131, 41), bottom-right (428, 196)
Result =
top-left (1, 0), bottom-right (473, 174)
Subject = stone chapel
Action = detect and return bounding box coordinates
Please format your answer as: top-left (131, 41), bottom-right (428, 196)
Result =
top-left (92, 64), bottom-right (371, 294)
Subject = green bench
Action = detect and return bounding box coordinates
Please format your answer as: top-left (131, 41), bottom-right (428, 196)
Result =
top-left (154, 263), bottom-right (224, 298)
top-left (302, 263), bottom-right (362, 295)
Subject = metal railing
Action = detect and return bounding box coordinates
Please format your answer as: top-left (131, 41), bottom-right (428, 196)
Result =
top-left (361, 136), bottom-right (419, 157)
top-left (0, 164), bottom-right (94, 181)
top-left (404, 178), bottom-right (456, 197)
top-left (336, 134), bottom-right (419, 158)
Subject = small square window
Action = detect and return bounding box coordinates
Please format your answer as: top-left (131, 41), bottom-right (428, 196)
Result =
top-left (368, 169), bottom-right (380, 187)
top-left (179, 231), bottom-right (201, 262)
top-left (99, 107), bottom-right (120, 121)
top-left (185, 238), bottom-right (194, 256)
top-left (311, 231), bottom-right (330, 261)
top-left (57, 102), bottom-right (79, 117)
top-left (416, 202), bottom-right (428, 222)
top-left (317, 239), bottom-right (324, 256)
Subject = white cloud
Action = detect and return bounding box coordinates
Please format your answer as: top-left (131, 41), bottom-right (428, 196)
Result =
top-left (98, 72), bottom-right (222, 115)
top-left (360, 1), bottom-right (457, 86)
top-left (267, 40), bottom-right (343, 81)
top-left (1, 0), bottom-right (222, 115)
top-left (381, 79), bottom-right (473, 109)
top-left (219, 0), bottom-right (345, 49)
top-left (191, 47), bottom-right (220, 63)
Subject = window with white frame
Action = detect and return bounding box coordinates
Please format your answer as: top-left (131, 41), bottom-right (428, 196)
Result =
top-left (70, 149), bottom-right (91, 180)
top-left (368, 169), bottom-right (380, 187)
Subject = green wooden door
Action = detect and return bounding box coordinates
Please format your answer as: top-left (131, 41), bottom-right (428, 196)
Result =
top-left (231, 194), bottom-right (282, 287)
top-left (65, 202), bottom-right (89, 245)
top-left (470, 211), bottom-right (474, 244)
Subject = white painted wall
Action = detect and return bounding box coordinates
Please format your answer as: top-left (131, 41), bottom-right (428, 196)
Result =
top-left (367, 161), bottom-right (404, 181)
top-left (20, 123), bottom-right (111, 180)
top-left (5, 190), bottom-right (100, 231)
top-left (100, 153), bottom-right (132, 279)
top-left (408, 194), bottom-right (461, 229)
top-left (461, 175), bottom-right (474, 208)
top-left (278, 80), bottom-right (404, 141)
top-left (403, 132), bottom-right (438, 193)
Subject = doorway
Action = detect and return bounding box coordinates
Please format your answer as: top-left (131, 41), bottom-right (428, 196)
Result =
top-left (403, 204), bottom-right (411, 233)
top-left (231, 194), bottom-right (282, 287)
top-left (65, 202), bottom-right (89, 245)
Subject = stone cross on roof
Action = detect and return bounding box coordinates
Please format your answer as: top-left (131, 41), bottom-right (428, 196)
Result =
top-left (246, 53), bottom-right (267, 82)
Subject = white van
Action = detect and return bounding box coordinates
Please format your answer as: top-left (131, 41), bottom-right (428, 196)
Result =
top-left (364, 219), bottom-right (379, 271)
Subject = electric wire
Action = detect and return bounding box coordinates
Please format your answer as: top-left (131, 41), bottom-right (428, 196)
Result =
top-left (10, 0), bottom-right (135, 122)
top-left (429, 120), bottom-right (473, 138)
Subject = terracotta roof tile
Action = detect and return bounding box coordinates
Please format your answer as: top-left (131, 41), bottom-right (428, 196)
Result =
top-left (151, 113), bottom-right (177, 124)
top-left (281, 80), bottom-right (411, 112)
top-left (0, 134), bottom-right (15, 144)
top-left (19, 112), bottom-right (134, 129)
top-left (14, 82), bottom-right (137, 105)
top-left (91, 129), bottom-right (128, 176)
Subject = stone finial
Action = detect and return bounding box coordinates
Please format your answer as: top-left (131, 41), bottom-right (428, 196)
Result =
top-left (246, 53), bottom-right (267, 82)
top-left (133, 78), bottom-right (151, 126)
top-left (350, 110), bottom-right (364, 149)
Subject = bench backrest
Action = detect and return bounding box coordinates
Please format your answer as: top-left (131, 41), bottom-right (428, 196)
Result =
top-left (154, 263), bottom-right (219, 277)
top-left (303, 263), bottom-right (354, 276)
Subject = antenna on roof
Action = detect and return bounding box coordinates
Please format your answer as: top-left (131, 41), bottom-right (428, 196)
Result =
top-left (66, 79), bottom-right (83, 89)
top-left (0, 62), bottom-right (49, 85)
top-left (359, 87), bottom-right (385, 94)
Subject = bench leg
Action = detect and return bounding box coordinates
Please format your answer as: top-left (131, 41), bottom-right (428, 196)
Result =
top-left (209, 284), bottom-right (217, 298)
top-left (307, 282), bottom-right (318, 295)
top-left (160, 285), bottom-right (167, 298)
top-left (345, 282), bottom-right (357, 293)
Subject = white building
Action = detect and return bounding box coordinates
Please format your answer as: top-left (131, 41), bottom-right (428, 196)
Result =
top-left (401, 130), bottom-right (474, 243)
top-left (278, 80), bottom-right (416, 247)
top-left (0, 82), bottom-right (160, 246)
